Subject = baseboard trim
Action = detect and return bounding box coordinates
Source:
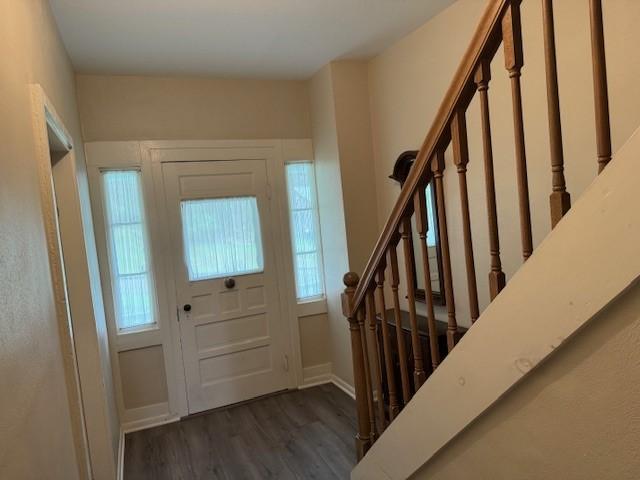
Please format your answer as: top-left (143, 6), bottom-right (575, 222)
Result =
top-left (299, 362), bottom-right (332, 388)
top-left (121, 402), bottom-right (179, 434)
top-left (298, 365), bottom-right (356, 400)
top-left (329, 374), bottom-right (356, 399)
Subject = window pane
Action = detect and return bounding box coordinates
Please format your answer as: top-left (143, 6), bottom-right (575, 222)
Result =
top-left (181, 196), bottom-right (264, 281)
top-left (116, 274), bottom-right (153, 329)
top-left (286, 162), bottom-right (324, 300)
top-left (291, 209), bottom-right (317, 253)
top-left (295, 252), bottom-right (323, 300)
top-left (103, 170), bottom-right (156, 330)
top-left (112, 224), bottom-right (147, 275)
top-left (104, 172), bottom-right (143, 224)
top-left (286, 163), bottom-right (314, 210)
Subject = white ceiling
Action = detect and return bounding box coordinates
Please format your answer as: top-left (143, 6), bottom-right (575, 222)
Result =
top-left (49, 0), bottom-right (455, 79)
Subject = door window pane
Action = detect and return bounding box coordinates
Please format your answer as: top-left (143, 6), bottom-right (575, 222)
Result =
top-left (102, 170), bottom-right (156, 330)
top-left (285, 162), bottom-right (325, 300)
top-left (181, 197), bottom-right (264, 281)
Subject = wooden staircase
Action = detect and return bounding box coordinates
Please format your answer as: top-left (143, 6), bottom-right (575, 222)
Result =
top-left (342, 0), bottom-right (614, 460)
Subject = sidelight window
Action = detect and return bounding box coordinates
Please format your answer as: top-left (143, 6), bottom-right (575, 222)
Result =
top-left (285, 162), bottom-right (325, 301)
top-left (102, 170), bottom-right (156, 330)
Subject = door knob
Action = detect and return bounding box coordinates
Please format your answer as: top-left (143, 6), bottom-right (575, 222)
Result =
top-left (183, 304), bottom-right (192, 312)
top-left (224, 277), bottom-right (236, 289)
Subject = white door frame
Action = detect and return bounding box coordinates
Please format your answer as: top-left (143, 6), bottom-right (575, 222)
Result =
top-left (30, 84), bottom-right (93, 479)
top-left (86, 139), bottom-right (314, 422)
top-left (144, 140), bottom-right (306, 418)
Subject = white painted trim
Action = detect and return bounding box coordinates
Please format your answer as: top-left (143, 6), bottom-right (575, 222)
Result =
top-left (330, 374), bottom-right (356, 399)
top-left (116, 328), bottom-right (163, 352)
top-left (299, 362), bottom-right (332, 387)
top-left (30, 85), bottom-right (97, 479)
top-left (296, 298), bottom-right (328, 317)
top-left (117, 428), bottom-right (125, 480)
top-left (141, 139), bottom-right (307, 415)
top-left (117, 406), bottom-right (179, 478)
top-left (86, 139), bottom-right (321, 425)
top-left (121, 402), bottom-right (178, 433)
top-left (352, 128), bottom-right (640, 479)
top-left (296, 365), bottom-right (357, 400)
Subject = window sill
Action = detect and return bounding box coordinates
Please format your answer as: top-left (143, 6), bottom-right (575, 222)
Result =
top-left (116, 325), bottom-right (162, 352)
top-left (296, 298), bottom-right (327, 317)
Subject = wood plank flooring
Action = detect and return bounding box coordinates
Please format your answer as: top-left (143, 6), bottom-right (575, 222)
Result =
top-left (123, 384), bottom-right (357, 479)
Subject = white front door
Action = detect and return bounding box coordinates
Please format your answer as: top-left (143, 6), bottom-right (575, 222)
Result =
top-left (162, 159), bottom-right (290, 414)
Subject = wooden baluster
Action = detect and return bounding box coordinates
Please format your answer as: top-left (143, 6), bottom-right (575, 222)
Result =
top-left (366, 289), bottom-right (387, 432)
top-left (503, 1), bottom-right (533, 261)
top-left (474, 60), bottom-right (506, 300)
top-left (388, 244), bottom-right (412, 404)
top-left (357, 305), bottom-right (376, 441)
top-left (589, 0), bottom-right (612, 173)
top-left (542, 0), bottom-right (571, 227)
top-left (375, 265), bottom-right (400, 420)
top-left (399, 217), bottom-right (427, 389)
top-left (341, 273), bottom-right (371, 459)
top-left (413, 186), bottom-right (440, 370)
top-left (451, 109), bottom-right (480, 323)
top-left (431, 151), bottom-right (459, 351)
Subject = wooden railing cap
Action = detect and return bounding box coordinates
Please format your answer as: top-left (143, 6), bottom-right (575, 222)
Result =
top-left (343, 272), bottom-right (360, 288)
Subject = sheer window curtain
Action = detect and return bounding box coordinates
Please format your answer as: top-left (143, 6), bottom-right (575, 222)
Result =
top-left (102, 170), bottom-right (156, 330)
top-left (181, 196), bottom-right (264, 282)
top-left (285, 162), bottom-right (324, 300)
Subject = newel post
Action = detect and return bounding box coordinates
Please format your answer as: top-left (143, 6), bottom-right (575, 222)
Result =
top-left (342, 272), bottom-right (371, 459)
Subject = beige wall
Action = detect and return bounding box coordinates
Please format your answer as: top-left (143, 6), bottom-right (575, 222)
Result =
top-left (309, 61), bottom-right (380, 387)
top-left (119, 346), bottom-right (169, 410)
top-left (76, 74), bottom-right (311, 141)
top-left (414, 278), bottom-right (640, 480)
top-left (309, 64), bottom-right (354, 385)
top-left (309, 59), bottom-right (381, 386)
top-left (331, 61), bottom-right (379, 275)
top-left (0, 1), bottom-right (117, 478)
top-left (368, 0), bottom-right (640, 325)
top-left (299, 313), bottom-right (331, 369)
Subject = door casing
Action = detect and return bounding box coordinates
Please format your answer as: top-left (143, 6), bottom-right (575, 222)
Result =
top-left (146, 140), bottom-right (306, 417)
top-left (86, 139), bottom-right (315, 422)
top-left (161, 157), bottom-right (290, 413)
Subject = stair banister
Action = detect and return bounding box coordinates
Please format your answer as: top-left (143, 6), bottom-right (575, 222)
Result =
top-left (349, 0), bottom-right (512, 317)
top-left (343, 0), bottom-right (614, 464)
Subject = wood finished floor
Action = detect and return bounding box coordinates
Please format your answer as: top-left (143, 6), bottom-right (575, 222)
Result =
top-left (124, 384), bottom-right (357, 479)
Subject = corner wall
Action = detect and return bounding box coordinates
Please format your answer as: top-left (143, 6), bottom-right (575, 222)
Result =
top-left (0, 0), bottom-right (117, 478)
top-left (309, 64), bottom-right (353, 385)
top-left (309, 61), bottom-right (379, 387)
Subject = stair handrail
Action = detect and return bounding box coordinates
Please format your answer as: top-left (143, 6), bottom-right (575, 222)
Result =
top-left (349, 0), bottom-right (512, 316)
top-left (344, 0), bottom-right (613, 461)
